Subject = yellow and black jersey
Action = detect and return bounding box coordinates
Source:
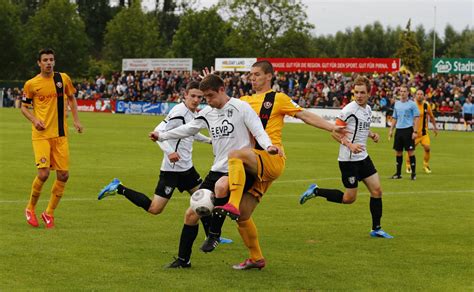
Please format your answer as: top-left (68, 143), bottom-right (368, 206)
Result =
top-left (241, 90), bottom-right (303, 148)
top-left (22, 72), bottom-right (76, 140)
top-left (416, 100), bottom-right (433, 137)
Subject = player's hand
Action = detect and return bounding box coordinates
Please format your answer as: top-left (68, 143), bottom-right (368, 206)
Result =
top-left (411, 132), bottom-right (417, 140)
top-left (267, 145), bottom-right (284, 156)
top-left (74, 121), bottom-right (84, 133)
top-left (433, 128), bottom-right (439, 137)
top-left (33, 119), bottom-right (46, 131)
top-left (388, 129), bottom-right (393, 141)
top-left (370, 132), bottom-right (380, 143)
top-left (149, 131), bottom-right (159, 142)
top-left (349, 143), bottom-right (365, 154)
top-left (198, 66), bottom-right (215, 79)
top-left (168, 152), bottom-right (180, 163)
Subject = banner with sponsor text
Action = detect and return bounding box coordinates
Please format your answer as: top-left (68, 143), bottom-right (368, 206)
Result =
top-left (76, 99), bottom-right (115, 113)
top-left (122, 58), bottom-right (193, 71)
top-left (257, 58), bottom-right (400, 73)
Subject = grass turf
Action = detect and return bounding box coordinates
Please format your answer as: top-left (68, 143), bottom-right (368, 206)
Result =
top-left (0, 108), bottom-right (473, 290)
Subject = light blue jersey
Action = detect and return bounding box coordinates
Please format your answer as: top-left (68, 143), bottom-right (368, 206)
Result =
top-left (393, 100), bottom-right (420, 129)
top-left (462, 102), bottom-right (473, 115)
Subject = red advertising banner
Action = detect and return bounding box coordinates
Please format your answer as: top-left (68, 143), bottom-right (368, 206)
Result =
top-left (257, 58), bottom-right (400, 72)
top-left (76, 99), bottom-right (115, 113)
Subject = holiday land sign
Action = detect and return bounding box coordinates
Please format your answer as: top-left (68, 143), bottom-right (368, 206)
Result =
top-left (432, 58), bottom-right (474, 74)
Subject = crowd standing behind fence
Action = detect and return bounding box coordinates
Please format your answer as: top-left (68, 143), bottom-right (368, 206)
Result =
top-left (2, 71), bottom-right (472, 115)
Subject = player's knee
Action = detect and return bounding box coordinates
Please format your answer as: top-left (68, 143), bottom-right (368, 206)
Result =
top-left (343, 196), bottom-right (356, 204)
top-left (371, 188), bottom-right (382, 198)
top-left (228, 149), bottom-right (244, 159)
top-left (57, 171), bottom-right (69, 182)
top-left (184, 207), bottom-right (200, 224)
top-left (214, 179), bottom-right (229, 199)
top-left (37, 171), bottom-right (50, 181)
top-left (148, 205), bottom-right (164, 215)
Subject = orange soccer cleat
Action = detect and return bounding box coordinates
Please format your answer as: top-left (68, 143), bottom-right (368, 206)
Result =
top-left (41, 212), bottom-right (55, 229)
top-left (25, 209), bottom-right (39, 227)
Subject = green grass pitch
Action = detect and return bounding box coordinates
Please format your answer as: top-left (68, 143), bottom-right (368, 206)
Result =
top-left (0, 108), bottom-right (473, 290)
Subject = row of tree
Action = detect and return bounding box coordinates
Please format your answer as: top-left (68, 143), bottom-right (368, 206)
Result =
top-left (2, 0), bottom-right (472, 80)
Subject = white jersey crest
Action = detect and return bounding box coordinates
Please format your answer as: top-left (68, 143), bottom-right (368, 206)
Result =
top-left (337, 101), bottom-right (371, 161)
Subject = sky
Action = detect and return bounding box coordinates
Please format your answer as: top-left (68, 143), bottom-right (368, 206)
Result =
top-left (181, 0), bottom-right (473, 38)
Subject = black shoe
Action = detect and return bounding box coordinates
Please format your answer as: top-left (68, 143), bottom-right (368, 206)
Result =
top-left (165, 257), bottom-right (191, 269)
top-left (411, 173), bottom-right (416, 180)
top-left (391, 174), bottom-right (402, 179)
top-left (200, 234), bottom-right (220, 253)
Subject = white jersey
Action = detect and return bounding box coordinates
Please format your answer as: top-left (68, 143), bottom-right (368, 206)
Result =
top-left (337, 101), bottom-right (371, 162)
top-left (159, 98), bottom-right (272, 173)
top-left (155, 102), bottom-right (211, 171)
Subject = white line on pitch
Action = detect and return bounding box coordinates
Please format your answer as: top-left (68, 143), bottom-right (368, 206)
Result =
top-left (0, 189), bottom-right (473, 204)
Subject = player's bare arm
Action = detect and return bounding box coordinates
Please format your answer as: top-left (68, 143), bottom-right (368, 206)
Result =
top-left (388, 118), bottom-right (397, 140)
top-left (412, 116), bottom-right (420, 140)
top-left (67, 94), bottom-right (83, 133)
top-left (369, 131), bottom-right (380, 143)
top-left (295, 110), bottom-right (347, 137)
top-left (20, 105), bottom-right (45, 131)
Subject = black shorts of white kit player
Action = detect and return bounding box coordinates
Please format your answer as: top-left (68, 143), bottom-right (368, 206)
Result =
top-left (199, 171), bottom-right (256, 194)
top-left (339, 156), bottom-right (377, 189)
top-left (393, 127), bottom-right (415, 152)
top-left (155, 166), bottom-right (203, 199)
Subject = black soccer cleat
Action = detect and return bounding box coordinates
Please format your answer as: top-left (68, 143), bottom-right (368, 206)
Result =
top-left (200, 234), bottom-right (220, 253)
top-left (411, 173), bottom-right (416, 180)
top-left (165, 257), bottom-right (191, 269)
top-left (390, 174), bottom-right (402, 179)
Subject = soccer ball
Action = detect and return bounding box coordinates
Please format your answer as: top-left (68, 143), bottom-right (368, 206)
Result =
top-left (190, 189), bottom-right (215, 216)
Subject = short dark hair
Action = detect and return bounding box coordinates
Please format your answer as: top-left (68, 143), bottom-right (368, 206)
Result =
top-left (199, 74), bottom-right (224, 92)
top-left (353, 75), bottom-right (371, 93)
top-left (38, 48), bottom-right (55, 61)
top-left (186, 80), bottom-right (200, 92)
top-left (252, 60), bottom-right (274, 75)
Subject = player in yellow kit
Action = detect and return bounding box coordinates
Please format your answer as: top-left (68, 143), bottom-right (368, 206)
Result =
top-left (21, 48), bottom-right (83, 228)
top-left (203, 61), bottom-right (345, 270)
top-left (406, 89), bottom-right (438, 174)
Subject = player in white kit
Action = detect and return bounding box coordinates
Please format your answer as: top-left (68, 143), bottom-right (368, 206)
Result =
top-left (299, 76), bottom-right (393, 239)
top-left (98, 81), bottom-right (211, 216)
top-left (149, 74), bottom-right (281, 268)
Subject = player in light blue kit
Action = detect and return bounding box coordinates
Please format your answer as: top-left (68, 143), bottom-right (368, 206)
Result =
top-left (388, 85), bottom-right (420, 180)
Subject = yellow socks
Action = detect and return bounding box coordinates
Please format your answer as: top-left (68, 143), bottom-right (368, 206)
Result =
top-left (228, 158), bottom-right (245, 208)
top-left (46, 180), bottom-right (66, 215)
top-left (237, 218), bottom-right (263, 261)
top-left (424, 150), bottom-right (430, 167)
top-left (27, 176), bottom-right (45, 211)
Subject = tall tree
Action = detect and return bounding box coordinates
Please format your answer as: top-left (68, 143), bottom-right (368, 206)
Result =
top-left (395, 19), bottom-right (422, 72)
top-left (22, 0), bottom-right (91, 77)
top-left (11, 0), bottom-right (44, 24)
top-left (171, 8), bottom-right (231, 69)
top-left (267, 29), bottom-right (316, 57)
top-left (103, 0), bottom-right (162, 70)
top-left (0, 0), bottom-right (22, 79)
top-left (218, 0), bottom-right (313, 56)
top-left (76, 0), bottom-right (115, 57)
top-left (445, 27), bottom-right (474, 58)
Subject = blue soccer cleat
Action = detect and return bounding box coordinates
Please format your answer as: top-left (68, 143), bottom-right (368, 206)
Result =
top-left (299, 183), bottom-right (318, 205)
top-left (219, 237), bottom-right (233, 244)
top-left (98, 178), bottom-right (121, 200)
top-left (370, 229), bottom-right (394, 239)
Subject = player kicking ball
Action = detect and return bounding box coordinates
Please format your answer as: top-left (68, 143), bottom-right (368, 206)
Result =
top-left (300, 76), bottom-right (393, 239)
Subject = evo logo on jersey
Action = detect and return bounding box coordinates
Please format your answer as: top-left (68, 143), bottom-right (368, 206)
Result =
top-left (210, 120), bottom-right (234, 138)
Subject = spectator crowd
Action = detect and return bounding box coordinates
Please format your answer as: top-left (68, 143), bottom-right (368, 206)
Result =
top-left (3, 70), bottom-right (473, 115)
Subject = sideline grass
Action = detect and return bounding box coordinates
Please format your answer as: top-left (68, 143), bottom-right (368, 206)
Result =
top-left (0, 108), bottom-right (473, 290)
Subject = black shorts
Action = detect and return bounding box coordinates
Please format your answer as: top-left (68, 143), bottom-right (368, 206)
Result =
top-left (155, 166), bottom-right (202, 199)
top-left (200, 171), bottom-right (255, 194)
top-left (464, 113), bottom-right (472, 122)
top-left (393, 127), bottom-right (415, 151)
top-left (339, 156), bottom-right (377, 189)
